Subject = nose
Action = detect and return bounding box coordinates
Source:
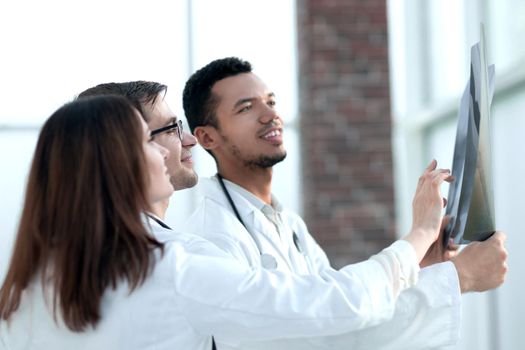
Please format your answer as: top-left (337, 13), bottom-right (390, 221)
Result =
top-left (182, 130), bottom-right (197, 148)
top-left (258, 107), bottom-right (280, 125)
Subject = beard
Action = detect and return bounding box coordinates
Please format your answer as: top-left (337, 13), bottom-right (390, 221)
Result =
top-left (243, 152), bottom-right (287, 169)
top-left (220, 132), bottom-right (287, 170)
top-left (170, 168), bottom-right (198, 190)
top-left (226, 140), bottom-right (287, 169)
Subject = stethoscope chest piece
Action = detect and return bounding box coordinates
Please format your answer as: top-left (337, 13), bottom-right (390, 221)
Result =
top-left (260, 253), bottom-right (278, 269)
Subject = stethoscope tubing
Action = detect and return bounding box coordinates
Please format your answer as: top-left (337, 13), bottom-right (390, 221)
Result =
top-left (216, 174), bottom-right (311, 272)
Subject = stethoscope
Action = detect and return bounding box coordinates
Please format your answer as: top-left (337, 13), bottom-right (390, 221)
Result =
top-left (216, 173), bottom-right (311, 271)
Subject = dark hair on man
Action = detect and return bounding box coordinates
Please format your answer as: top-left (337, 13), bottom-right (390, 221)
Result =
top-left (78, 81), bottom-right (167, 122)
top-left (183, 57), bottom-right (252, 133)
top-left (0, 95), bottom-right (163, 331)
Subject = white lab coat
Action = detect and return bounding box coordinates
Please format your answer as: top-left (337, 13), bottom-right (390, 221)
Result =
top-left (184, 177), bottom-right (462, 349)
top-left (1, 216), bottom-right (420, 350)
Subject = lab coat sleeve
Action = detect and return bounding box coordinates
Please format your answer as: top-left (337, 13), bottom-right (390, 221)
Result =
top-left (168, 238), bottom-right (419, 346)
top-left (345, 261), bottom-right (461, 349)
top-left (217, 261), bottom-right (461, 350)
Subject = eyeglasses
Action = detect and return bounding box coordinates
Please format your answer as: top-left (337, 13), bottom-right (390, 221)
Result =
top-left (150, 120), bottom-right (183, 142)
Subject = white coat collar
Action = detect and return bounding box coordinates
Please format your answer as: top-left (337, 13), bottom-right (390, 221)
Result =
top-left (197, 176), bottom-right (282, 242)
top-left (142, 213), bottom-right (177, 243)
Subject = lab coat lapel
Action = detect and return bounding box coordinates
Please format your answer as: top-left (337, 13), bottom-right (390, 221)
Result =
top-left (247, 210), bottom-right (297, 270)
top-left (199, 177), bottom-right (257, 229)
top-left (207, 178), bottom-right (281, 243)
top-left (201, 177), bottom-right (293, 269)
top-left (223, 186), bottom-right (295, 271)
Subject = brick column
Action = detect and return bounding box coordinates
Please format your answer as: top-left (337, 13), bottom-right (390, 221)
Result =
top-left (297, 0), bottom-right (395, 267)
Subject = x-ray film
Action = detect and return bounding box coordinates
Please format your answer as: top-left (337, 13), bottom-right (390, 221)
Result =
top-left (444, 25), bottom-right (496, 245)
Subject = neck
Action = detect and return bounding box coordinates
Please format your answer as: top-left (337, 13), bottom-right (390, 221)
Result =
top-left (150, 198), bottom-right (169, 220)
top-left (218, 164), bottom-right (273, 204)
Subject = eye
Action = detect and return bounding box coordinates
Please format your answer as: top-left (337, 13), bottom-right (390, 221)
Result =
top-left (238, 104), bottom-right (252, 113)
top-left (268, 100), bottom-right (276, 107)
top-left (158, 129), bottom-right (175, 135)
top-left (237, 101), bottom-right (253, 113)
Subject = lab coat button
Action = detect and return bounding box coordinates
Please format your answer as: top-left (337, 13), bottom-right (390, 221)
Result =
top-left (260, 253), bottom-right (278, 269)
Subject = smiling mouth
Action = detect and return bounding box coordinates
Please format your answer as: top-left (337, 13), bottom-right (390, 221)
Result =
top-left (181, 154), bottom-right (193, 163)
top-left (262, 129), bottom-right (281, 139)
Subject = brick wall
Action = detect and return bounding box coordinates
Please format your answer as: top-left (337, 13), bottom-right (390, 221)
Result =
top-left (297, 0), bottom-right (396, 268)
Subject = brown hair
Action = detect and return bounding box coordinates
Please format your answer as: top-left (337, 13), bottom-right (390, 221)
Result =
top-left (0, 95), bottom-right (163, 331)
top-left (77, 81), bottom-right (167, 122)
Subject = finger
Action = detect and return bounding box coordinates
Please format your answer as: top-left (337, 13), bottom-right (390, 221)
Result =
top-left (415, 161), bottom-right (443, 197)
top-left (444, 250), bottom-right (454, 260)
top-left (424, 172), bottom-right (453, 190)
top-left (444, 250), bottom-right (451, 259)
top-left (490, 231), bottom-right (506, 243)
top-left (432, 168), bottom-right (451, 174)
top-left (493, 231), bottom-right (507, 242)
top-left (430, 168), bottom-right (451, 181)
top-left (416, 161), bottom-right (435, 192)
top-left (416, 176), bottom-right (424, 193)
top-left (446, 239), bottom-right (460, 251)
top-left (440, 215), bottom-right (451, 230)
top-left (425, 159), bottom-right (437, 172)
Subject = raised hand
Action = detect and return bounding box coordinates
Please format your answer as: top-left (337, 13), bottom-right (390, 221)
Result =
top-left (403, 159), bottom-right (454, 262)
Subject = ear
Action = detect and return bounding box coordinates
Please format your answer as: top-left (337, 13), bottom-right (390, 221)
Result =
top-left (194, 126), bottom-right (220, 151)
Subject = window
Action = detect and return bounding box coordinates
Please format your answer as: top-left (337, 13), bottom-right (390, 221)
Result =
top-left (389, 0), bottom-right (525, 348)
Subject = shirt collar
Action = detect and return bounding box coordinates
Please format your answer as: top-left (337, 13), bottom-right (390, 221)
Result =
top-left (217, 176), bottom-right (283, 213)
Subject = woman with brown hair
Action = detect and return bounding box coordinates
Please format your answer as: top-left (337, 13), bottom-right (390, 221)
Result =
top-left (0, 95), bottom-right (455, 349)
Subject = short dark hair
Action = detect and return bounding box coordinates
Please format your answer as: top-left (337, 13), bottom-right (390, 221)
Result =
top-left (183, 57), bottom-right (252, 133)
top-left (0, 95), bottom-right (163, 331)
top-left (78, 81), bottom-right (167, 122)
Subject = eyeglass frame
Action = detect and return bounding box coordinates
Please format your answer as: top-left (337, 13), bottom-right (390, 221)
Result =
top-left (150, 119), bottom-right (184, 141)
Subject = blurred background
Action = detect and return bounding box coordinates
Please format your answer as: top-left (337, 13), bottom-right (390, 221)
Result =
top-left (0, 0), bottom-right (523, 348)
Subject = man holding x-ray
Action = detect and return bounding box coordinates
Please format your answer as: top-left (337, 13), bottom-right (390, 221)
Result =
top-left (183, 57), bottom-right (507, 349)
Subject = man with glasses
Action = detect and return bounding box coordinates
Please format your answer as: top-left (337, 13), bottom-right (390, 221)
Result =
top-left (78, 81), bottom-right (198, 219)
top-left (182, 57), bottom-right (507, 349)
